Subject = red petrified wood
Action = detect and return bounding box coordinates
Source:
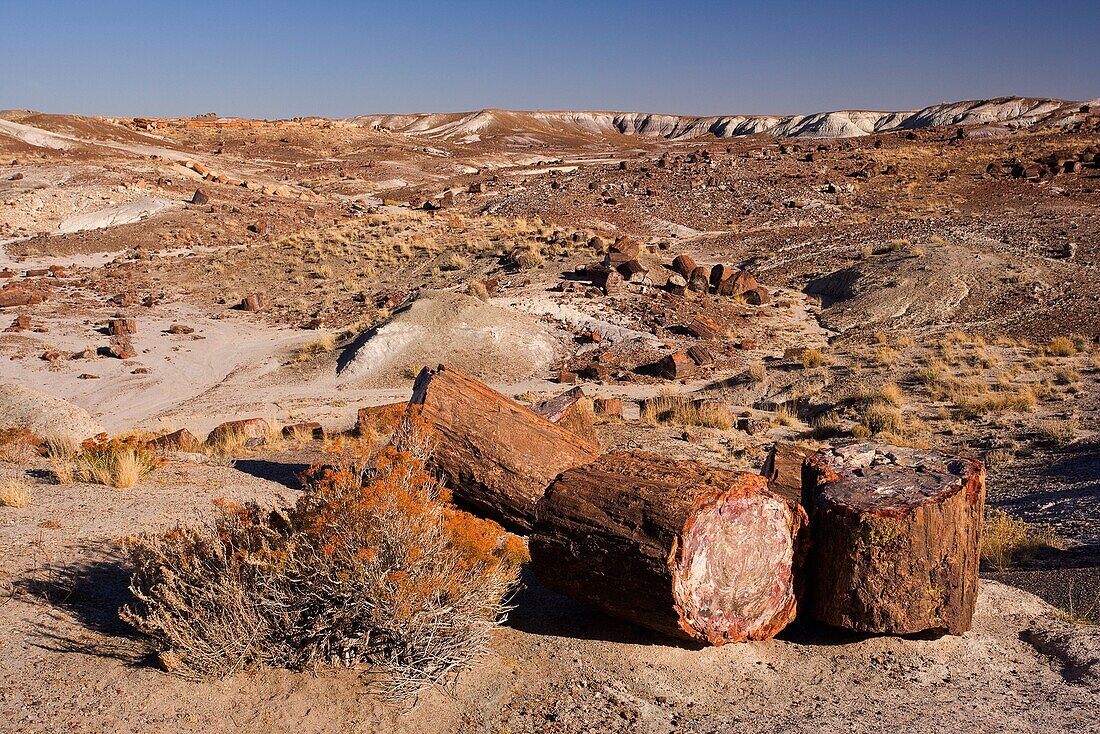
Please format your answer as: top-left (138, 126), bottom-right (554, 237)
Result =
top-left (801, 443), bottom-right (986, 635)
top-left (410, 364), bottom-right (599, 531)
top-left (530, 451), bottom-right (808, 644)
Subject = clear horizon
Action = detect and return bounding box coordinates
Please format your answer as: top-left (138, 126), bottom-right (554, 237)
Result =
top-left (4, 0), bottom-right (1098, 119)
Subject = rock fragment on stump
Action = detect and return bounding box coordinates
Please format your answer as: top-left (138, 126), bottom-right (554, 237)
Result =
top-left (802, 443), bottom-right (985, 635)
top-left (206, 418), bottom-right (271, 446)
top-left (530, 451), bottom-right (808, 644)
top-left (409, 364), bottom-right (599, 531)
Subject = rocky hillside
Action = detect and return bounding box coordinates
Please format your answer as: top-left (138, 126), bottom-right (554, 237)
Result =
top-left (356, 96), bottom-right (1094, 142)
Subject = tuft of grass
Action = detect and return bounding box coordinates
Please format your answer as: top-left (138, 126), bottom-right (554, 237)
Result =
top-left (44, 432), bottom-right (81, 459)
top-left (747, 363), bottom-right (767, 382)
top-left (1035, 418), bottom-right (1079, 446)
top-left (799, 349), bottom-right (829, 369)
top-left (294, 335), bottom-right (336, 363)
top-left (1044, 337), bottom-right (1077, 357)
top-left (73, 435), bottom-right (163, 488)
top-left (0, 479), bottom-right (30, 508)
top-left (981, 508), bottom-right (1064, 570)
top-left (983, 448), bottom-right (1016, 474)
top-left (640, 391), bottom-right (733, 429)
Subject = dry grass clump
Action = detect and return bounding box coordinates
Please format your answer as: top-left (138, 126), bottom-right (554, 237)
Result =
top-left (983, 448), bottom-right (1016, 474)
top-left (1035, 418), bottom-right (1079, 446)
top-left (848, 381), bottom-right (905, 436)
top-left (981, 507), bottom-right (1064, 570)
top-left (747, 363), bottom-right (767, 382)
top-left (70, 435), bottom-right (163, 488)
top-left (294, 335), bottom-right (337, 363)
top-left (121, 418), bottom-right (526, 699)
top-left (1044, 336), bottom-right (1077, 357)
top-left (0, 427), bottom-right (44, 463)
top-left (0, 479), bottom-right (30, 508)
top-left (640, 391), bottom-right (733, 429)
top-left (954, 386), bottom-right (1038, 419)
top-left (43, 432), bottom-right (81, 460)
top-left (799, 349), bottom-right (830, 369)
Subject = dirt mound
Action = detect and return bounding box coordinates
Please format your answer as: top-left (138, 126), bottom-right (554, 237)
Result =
top-left (0, 382), bottom-right (104, 442)
top-left (806, 246), bottom-right (1014, 332)
top-left (340, 292), bottom-right (562, 387)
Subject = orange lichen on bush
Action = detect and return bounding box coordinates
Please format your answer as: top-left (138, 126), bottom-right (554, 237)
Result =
top-left (122, 416), bottom-right (525, 698)
top-left (0, 427), bottom-right (45, 463)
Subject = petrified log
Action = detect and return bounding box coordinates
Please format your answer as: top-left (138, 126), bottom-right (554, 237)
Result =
top-left (207, 418), bottom-right (271, 446)
top-left (531, 387), bottom-right (600, 447)
top-left (530, 451), bottom-right (808, 644)
top-left (671, 254), bottom-right (697, 278)
top-left (802, 443), bottom-right (985, 635)
top-left (656, 351), bottom-right (696, 380)
top-left (760, 440), bottom-right (813, 504)
top-left (410, 364), bottom-right (599, 531)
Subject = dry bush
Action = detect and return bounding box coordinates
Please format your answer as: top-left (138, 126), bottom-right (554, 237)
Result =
top-left (860, 403), bottom-right (903, 434)
top-left (981, 508), bottom-right (1063, 570)
top-left (1051, 366), bottom-right (1080, 386)
top-left (640, 391), bottom-right (733, 429)
top-left (466, 280), bottom-right (490, 301)
top-left (0, 427), bottom-right (44, 463)
top-left (772, 403), bottom-right (802, 428)
top-left (0, 479), bottom-right (30, 508)
top-left (747, 363), bottom-right (767, 382)
top-left (73, 434), bottom-right (162, 488)
top-left (121, 418), bottom-right (526, 699)
top-left (799, 349), bottom-right (829, 369)
top-left (1044, 337), bottom-right (1077, 357)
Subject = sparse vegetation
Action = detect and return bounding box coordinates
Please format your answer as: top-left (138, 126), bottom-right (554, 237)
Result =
top-left (121, 419), bottom-right (526, 698)
top-left (1035, 418), bottom-right (1079, 446)
top-left (981, 507), bottom-right (1064, 570)
top-left (799, 349), bottom-right (829, 369)
top-left (0, 479), bottom-right (30, 508)
top-left (71, 435), bottom-right (163, 488)
top-left (294, 334), bottom-right (337, 363)
top-left (640, 391), bottom-right (733, 429)
top-left (1044, 337), bottom-right (1077, 357)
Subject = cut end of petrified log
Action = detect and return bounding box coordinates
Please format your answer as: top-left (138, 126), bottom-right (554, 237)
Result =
top-left (672, 486), bottom-right (803, 644)
top-left (805, 442), bottom-right (983, 516)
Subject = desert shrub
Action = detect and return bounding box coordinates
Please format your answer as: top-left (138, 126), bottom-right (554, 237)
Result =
top-left (0, 479), bottom-right (30, 508)
top-left (121, 418), bottom-right (526, 698)
top-left (73, 434), bottom-right (163, 488)
top-left (640, 391), bottom-right (733, 429)
top-left (747, 363), bottom-right (767, 382)
top-left (43, 432), bottom-right (81, 459)
top-left (0, 427), bottom-right (45, 463)
top-left (799, 349), bottom-right (829, 369)
top-left (1044, 337), bottom-right (1077, 357)
top-left (954, 386), bottom-right (1037, 419)
top-left (981, 508), bottom-right (1063, 570)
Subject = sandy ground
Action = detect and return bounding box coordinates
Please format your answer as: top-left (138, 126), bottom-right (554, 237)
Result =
top-left (0, 455), bottom-right (1096, 734)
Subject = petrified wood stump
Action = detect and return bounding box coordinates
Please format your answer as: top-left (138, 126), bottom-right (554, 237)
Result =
top-left (410, 364), bottom-right (600, 531)
top-left (802, 443), bottom-right (985, 635)
top-left (530, 451), bottom-right (808, 644)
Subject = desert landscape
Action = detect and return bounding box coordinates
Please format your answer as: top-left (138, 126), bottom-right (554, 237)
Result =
top-left (1, 93), bottom-right (1099, 733)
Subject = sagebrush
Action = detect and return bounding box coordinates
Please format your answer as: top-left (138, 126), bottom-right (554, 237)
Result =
top-left (121, 418), bottom-right (527, 698)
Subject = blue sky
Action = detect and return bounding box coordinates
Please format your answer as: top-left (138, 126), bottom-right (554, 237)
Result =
top-left (3, 0), bottom-right (1097, 117)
